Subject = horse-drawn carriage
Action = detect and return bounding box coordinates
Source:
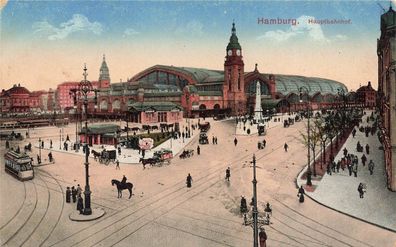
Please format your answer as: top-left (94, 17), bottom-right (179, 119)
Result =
top-left (198, 122), bottom-right (210, 132)
top-left (139, 149), bottom-right (173, 167)
top-left (199, 132), bottom-right (209, 144)
top-left (92, 149), bottom-right (117, 165)
top-left (179, 149), bottom-right (194, 159)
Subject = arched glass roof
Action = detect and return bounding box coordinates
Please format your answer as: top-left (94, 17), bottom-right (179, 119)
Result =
top-left (273, 74), bottom-right (348, 96)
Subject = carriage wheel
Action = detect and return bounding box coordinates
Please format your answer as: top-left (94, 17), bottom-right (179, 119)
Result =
top-left (105, 159), bottom-right (110, 165)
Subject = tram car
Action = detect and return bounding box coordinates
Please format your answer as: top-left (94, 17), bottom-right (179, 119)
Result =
top-left (4, 150), bottom-right (34, 181)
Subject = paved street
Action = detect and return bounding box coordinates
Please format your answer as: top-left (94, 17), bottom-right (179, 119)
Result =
top-left (1, 118), bottom-right (396, 246)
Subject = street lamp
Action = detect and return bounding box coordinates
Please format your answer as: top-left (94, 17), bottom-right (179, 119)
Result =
top-left (59, 129), bottom-right (62, 150)
top-left (299, 86), bottom-right (312, 185)
top-left (242, 154), bottom-right (269, 247)
top-left (75, 64), bottom-right (98, 216)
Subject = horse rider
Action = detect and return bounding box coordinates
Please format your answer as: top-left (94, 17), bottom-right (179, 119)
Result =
top-left (225, 167), bottom-right (231, 181)
top-left (121, 175), bottom-right (127, 187)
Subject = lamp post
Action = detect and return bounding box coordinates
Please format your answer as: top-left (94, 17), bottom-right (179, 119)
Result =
top-left (76, 64), bottom-right (98, 216)
top-left (59, 129), bottom-right (62, 150)
top-left (242, 154), bottom-right (270, 247)
top-left (299, 86), bottom-right (312, 185)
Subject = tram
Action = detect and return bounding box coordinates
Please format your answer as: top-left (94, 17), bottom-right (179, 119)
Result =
top-left (4, 150), bottom-right (34, 181)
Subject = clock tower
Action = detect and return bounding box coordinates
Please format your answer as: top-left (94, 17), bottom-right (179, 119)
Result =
top-left (223, 22), bottom-right (246, 115)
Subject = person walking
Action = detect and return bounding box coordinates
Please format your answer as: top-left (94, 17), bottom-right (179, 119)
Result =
top-left (77, 194), bottom-right (84, 214)
top-left (361, 154), bottom-right (367, 166)
top-left (197, 145), bottom-right (200, 155)
top-left (66, 187), bottom-right (71, 203)
top-left (368, 160), bottom-right (374, 175)
top-left (297, 186), bottom-right (305, 203)
top-left (76, 184), bottom-right (82, 197)
top-left (263, 139), bottom-right (266, 147)
top-left (365, 144), bottom-right (370, 155)
top-left (358, 183), bottom-right (365, 198)
top-left (116, 160), bottom-right (120, 170)
top-left (186, 173), bottom-right (193, 188)
top-left (225, 167), bottom-right (231, 181)
top-left (234, 137), bottom-right (238, 146)
top-left (347, 162), bottom-right (352, 176)
top-left (353, 164), bottom-right (358, 177)
top-left (259, 227), bottom-right (267, 247)
top-left (50, 139), bottom-right (53, 149)
top-left (284, 143), bottom-right (288, 152)
top-left (48, 152), bottom-right (53, 163)
top-left (71, 186), bottom-right (77, 203)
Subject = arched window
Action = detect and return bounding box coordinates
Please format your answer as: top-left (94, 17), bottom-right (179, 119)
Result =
top-left (100, 100), bottom-right (108, 110)
top-left (246, 81), bottom-right (269, 95)
top-left (199, 104), bottom-right (206, 110)
top-left (112, 99), bottom-right (121, 110)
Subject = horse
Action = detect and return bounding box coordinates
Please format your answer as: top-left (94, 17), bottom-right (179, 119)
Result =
top-left (92, 150), bottom-right (101, 161)
top-left (111, 179), bottom-right (133, 199)
top-left (139, 157), bottom-right (158, 167)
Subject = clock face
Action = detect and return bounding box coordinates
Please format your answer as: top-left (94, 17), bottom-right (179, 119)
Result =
top-left (236, 50), bottom-right (241, 56)
top-left (227, 50), bottom-right (232, 56)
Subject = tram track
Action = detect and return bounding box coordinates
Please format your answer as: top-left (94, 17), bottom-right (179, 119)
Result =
top-left (83, 138), bottom-right (296, 246)
top-left (48, 124), bottom-right (292, 244)
top-left (0, 182), bottom-right (27, 231)
top-left (1, 180), bottom-right (39, 246)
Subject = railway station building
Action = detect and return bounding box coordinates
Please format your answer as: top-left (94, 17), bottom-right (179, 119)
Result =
top-left (91, 22), bottom-right (348, 120)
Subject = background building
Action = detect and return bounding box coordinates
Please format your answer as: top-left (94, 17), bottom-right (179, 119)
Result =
top-left (377, 6), bottom-right (396, 191)
top-left (356, 81), bottom-right (376, 108)
top-left (0, 84), bottom-right (41, 113)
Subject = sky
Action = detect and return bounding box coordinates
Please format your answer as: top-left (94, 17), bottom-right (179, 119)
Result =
top-left (1, 0), bottom-right (395, 91)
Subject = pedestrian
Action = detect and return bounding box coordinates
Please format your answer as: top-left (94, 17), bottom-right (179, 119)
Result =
top-left (365, 144), bottom-right (370, 155)
top-left (76, 184), bottom-right (82, 197)
top-left (77, 194), bottom-right (84, 214)
top-left (327, 163), bottom-right (332, 175)
top-left (215, 137), bottom-right (218, 144)
top-left (66, 187), bottom-right (71, 203)
top-left (212, 136), bottom-right (215, 144)
top-left (284, 143), bottom-right (288, 152)
top-left (41, 141), bottom-right (44, 149)
top-left (197, 145), bottom-right (200, 155)
top-left (347, 162), bottom-right (352, 176)
top-left (259, 227), bottom-right (267, 247)
top-left (234, 137), bottom-right (238, 146)
top-left (263, 139), bottom-right (266, 147)
top-left (186, 173), bottom-right (193, 188)
top-left (118, 146), bottom-right (121, 156)
top-left (225, 167), bottom-right (230, 181)
top-left (336, 161), bottom-right (340, 173)
top-left (71, 186), bottom-right (77, 203)
top-left (343, 147), bottom-right (348, 157)
top-left (116, 159), bottom-right (120, 170)
top-left (37, 154), bottom-right (41, 164)
top-left (368, 160), bottom-right (374, 175)
top-left (297, 185), bottom-right (305, 203)
top-left (240, 196), bottom-right (248, 214)
top-left (48, 152), bottom-right (53, 162)
top-left (353, 164), bottom-right (358, 177)
top-left (352, 128), bottom-right (356, 138)
top-left (358, 183), bottom-right (365, 198)
top-left (50, 139), bottom-right (53, 149)
top-left (361, 154), bottom-right (367, 166)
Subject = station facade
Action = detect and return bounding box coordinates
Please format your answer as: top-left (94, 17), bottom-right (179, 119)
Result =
top-left (92, 23), bottom-right (349, 121)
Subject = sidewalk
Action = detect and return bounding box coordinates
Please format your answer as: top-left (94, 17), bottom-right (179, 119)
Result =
top-left (297, 114), bottom-right (396, 232)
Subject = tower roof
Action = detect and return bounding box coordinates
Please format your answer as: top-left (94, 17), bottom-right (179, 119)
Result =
top-left (99, 54), bottom-right (110, 81)
top-left (226, 22), bottom-right (241, 50)
top-left (381, 5), bottom-right (396, 30)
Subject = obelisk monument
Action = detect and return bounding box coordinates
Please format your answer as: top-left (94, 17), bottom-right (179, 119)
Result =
top-left (254, 81), bottom-right (263, 121)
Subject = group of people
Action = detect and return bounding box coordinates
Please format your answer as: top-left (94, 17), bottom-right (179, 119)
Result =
top-left (65, 184), bottom-right (84, 214)
top-left (211, 136), bottom-right (218, 145)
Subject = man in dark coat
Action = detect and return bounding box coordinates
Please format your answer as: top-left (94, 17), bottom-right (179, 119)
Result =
top-left (284, 143), bottom-right (288, 152)
top-left (368, 160), bottom-right (374, 175)
top-left (259, 227), bottom-right (267, 247)
top-left (77, 194), bottom-right (84, 214)
top-left (197, 145), bottom-right (200, 155)
top-left (358, 183), bottom-right (365, 198)
top-left (186, 173), bottom-right (193, 188)
top-left (71, 186), bottom-right (77, 203)
top-left (234, 137), bottom-right (238, 146)
top-left (66, 187), bottom-right (71, 203)
top-left (361, 154), bottom-right (367, 166)
top-left (121, 175), bottom-right (127, 188)
top-left (365, 144), bottom-right (370, 155)
top-left (298, 186), bottom-right (305, 203)
top-left (225, 167), bottom-right (231, 181)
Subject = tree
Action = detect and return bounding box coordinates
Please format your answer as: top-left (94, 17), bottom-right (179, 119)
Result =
top-left (298, 118), bottom-right (321, 177)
